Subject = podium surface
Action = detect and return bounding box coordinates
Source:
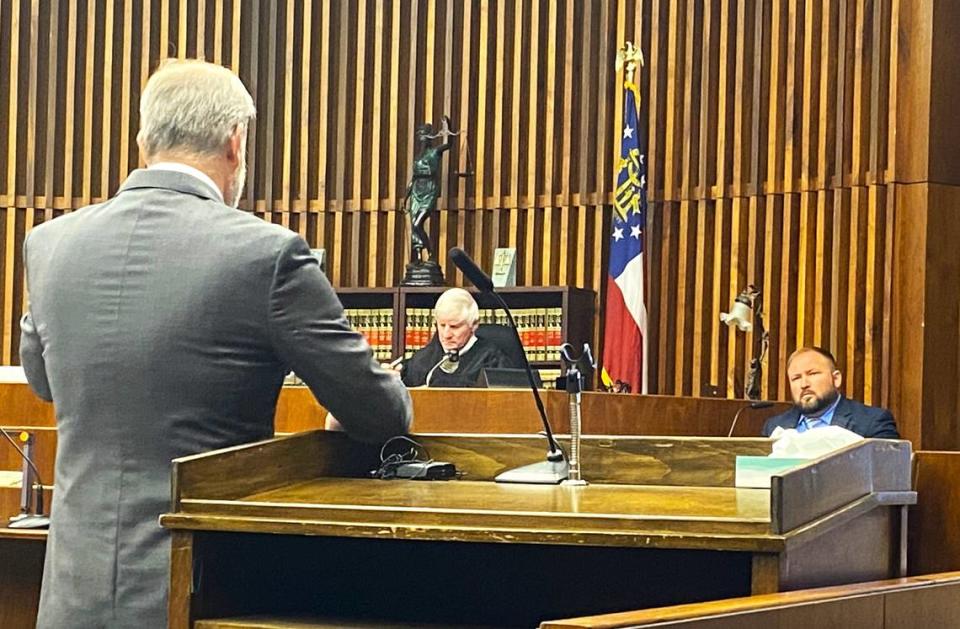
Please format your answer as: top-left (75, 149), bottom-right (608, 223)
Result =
top-left (162, 431), bottom-right (914, 628)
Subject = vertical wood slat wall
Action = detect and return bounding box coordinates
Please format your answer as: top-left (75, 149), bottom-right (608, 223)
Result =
top-left (0, 0), bottom-right (919, 407)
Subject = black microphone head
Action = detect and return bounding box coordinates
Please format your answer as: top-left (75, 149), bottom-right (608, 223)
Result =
top-left (449, 247), bottom-right (494, 292)
top-left (750, 401), bottom-right (775, 409)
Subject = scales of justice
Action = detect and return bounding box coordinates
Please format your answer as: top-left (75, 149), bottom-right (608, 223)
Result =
top-left (399, 115), bottom-right (472, 287)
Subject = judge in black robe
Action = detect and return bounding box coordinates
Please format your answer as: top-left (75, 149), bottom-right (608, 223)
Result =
top-left (400, 287), bottom-right (512, 388)
top-left (401, 335), bottom-right (511, 387)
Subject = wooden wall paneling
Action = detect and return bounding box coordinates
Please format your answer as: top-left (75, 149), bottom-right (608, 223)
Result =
top-left (910, 184), bottom-right (960, 449)
top-left (2, 0), bottom-right (21, 365)
top-left (812, 191), bottom-right (832, 349)
top-left (471, 0), bottom-right (488, 216)
top-left (747, 0), bottom-right (769, 198)
top-left (262, 0), bottom-right (278, 218)
top-left (708, 198), bottom-right (727, 393)
top-left (656, 202), bottom-right (677, 393)
top-left (863, 185), bottom-right (882, 405)
top-left (795, 191), bottom-right (816, 352)
top-left (280, 0), bottom-right (295, 216)
top-left (764, 0), bottom-right (784, 195)
top-left (176, 0), bottom-right (187, 58)
top-left (316, 0), bottom-right (331, 211)
top-left (117, 0), bottom-right (133, 183)
top-left (489, 0), bottom-right (504, 212)
top-left (800, 0), bottom-right (821, 191)
top-left (42, 0), bottom-right (60, 220)
top-left (673, 201), bottom-right (691, 394)
top-left (711, 0), bottom-right (731, 199)
top-left (745, 194), bottom-right (767, 396)
top-left (845, 187), bottom-right (866, 401)
top-left (869, 0), bottom-right (890, 183)
top-left (100, 0), bottom-right (116, 203)
top-left (880, 184), bottom-right (894, 407)
top-left (829, 189), bottom-right (850, 377)
top-left (641, 0), bottom-right (658, 197)
top-left (679, 0), bottom-right (700, 200)
top-left (4, 0), bottom-right (20, 206)
top-left (694, 0), bottom-right (715, 200)
top-left (763, 195), bottom-right (784, 400)
top-left (689, 201), bottom-right (708, 395)
top-left (384, 0), bottom-right (401, 286)
top-left (297, 0), bottom-right (313, 231)
top-left (782, 0), bottom-right (801, 192)
top-left (434, 0), bottom-right (455, 272)
top-left (539, 0), bottom-right (555, 212)
top-left (855, 0), bottom-right (874, 187)
top-left (159, 0), bottom-right (170, 61)
top-left (366, 1), bottom-right (384, 283)
top-left (24, 0), bottom-right (38, 208)
top-left (241, 0), bottom-right (258, 210)
top-left (731, 0), bottom-right (752, 198)
top-left (661, 0), bottom-right (682, 201)
top-left (725, 198), bottom-right (748, 398)
top-left (79, 0), bottom-right (96, 204)
top-left (595, 0), bottom-right (612, 207)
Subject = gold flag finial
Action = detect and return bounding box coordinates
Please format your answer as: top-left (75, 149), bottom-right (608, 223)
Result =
top-left (615, 41), bottom-right (644, 83)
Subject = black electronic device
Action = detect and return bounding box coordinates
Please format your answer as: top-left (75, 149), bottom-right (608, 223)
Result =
top-left (394, 461), bottom-right (458, 480)
top-left (448, 246), bottom-right (568, 484)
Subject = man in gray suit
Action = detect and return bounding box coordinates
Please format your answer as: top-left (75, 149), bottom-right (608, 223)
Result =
top-left (20, 59), bottom-right (412, 628)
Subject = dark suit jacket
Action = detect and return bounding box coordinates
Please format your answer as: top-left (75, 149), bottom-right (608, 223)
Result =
top-left (761, 396), bottom-right (899, 438)
top-left (20, 169), bottom-right (412, 629)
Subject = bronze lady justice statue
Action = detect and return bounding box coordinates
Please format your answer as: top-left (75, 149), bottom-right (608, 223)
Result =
top-left (400, 116), bottom-right (455, 286)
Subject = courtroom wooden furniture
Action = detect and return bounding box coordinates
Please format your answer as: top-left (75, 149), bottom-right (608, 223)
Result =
top-left (0, 529), bottom-right (46, 629)
top-left (908, 451), bottom-right (960, 575)
top-left (161, 431), bottom-right (913, 628)
top-left (540, 571), bottom-right (960, 628)
top-left (0, 379), bottom-right (790, 435)
top-left (274, 387), bottom-right (790, 435)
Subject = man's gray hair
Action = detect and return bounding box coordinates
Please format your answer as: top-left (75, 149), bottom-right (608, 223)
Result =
top-left (138, 59), bottom-right (256, 158)
top-left (434, 288), bottom-right (479, 325)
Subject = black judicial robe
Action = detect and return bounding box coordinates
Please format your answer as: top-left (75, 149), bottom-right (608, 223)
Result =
top-left (401, 337), bottom-right (512, 387)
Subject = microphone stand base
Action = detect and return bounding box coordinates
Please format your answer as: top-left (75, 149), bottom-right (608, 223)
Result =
top-left (561, 478), bottom-right (588, 487)
top-left (495, 458), bottom-right (569, 485)
top-left (8, 513), bottom-right (50, 529)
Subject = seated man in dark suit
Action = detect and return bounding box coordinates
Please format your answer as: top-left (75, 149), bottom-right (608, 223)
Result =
top-left (400, 288), bottom-right (513, 387)
top-left (761, 347), bottom-right (900, 438)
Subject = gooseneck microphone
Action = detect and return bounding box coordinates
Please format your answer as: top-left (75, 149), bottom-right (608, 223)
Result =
top-left (425, 348), bottom-right (460, 386)
top-left (728, 400), bottom-right (775, 438)
top-left (449, 247), bottom-right (567, 484)
top-left (0, 427), bottom-right (50, 529)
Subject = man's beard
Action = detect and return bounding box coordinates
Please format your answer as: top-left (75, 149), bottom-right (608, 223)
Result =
top-left (228, 158), bottom-right (247, 208)
top-left (794, 387), bottom-right (840, 416)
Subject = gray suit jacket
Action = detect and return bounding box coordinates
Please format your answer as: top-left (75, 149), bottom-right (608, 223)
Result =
top-left (20, 169), bottom-right (412, 628)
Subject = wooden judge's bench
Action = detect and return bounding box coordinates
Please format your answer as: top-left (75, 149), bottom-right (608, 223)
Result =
top-left (0, 383), bottom-right (949, 628)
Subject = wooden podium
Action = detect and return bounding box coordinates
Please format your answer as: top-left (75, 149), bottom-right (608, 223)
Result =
top-left (161, 432), bottom-right (915, 628)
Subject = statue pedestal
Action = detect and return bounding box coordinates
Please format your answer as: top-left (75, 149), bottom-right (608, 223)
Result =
top-left (401, 260), bottom-right (445, 287)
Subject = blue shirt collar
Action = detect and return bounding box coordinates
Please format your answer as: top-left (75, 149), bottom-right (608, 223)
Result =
top-left (799, 394), bottom-right (842, 430)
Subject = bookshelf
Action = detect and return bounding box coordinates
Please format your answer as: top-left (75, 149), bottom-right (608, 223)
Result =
top-left (332, 286), bottom-right (596, 386)
top-left (335, 288), bottom-right (400, 361)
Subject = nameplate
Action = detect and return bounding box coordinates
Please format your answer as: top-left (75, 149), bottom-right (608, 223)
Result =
top-left (491, 247), bottom-right (517, 287)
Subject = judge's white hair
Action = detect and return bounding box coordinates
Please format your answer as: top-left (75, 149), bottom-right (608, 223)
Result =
top-left (138, 59), bottom-right (256, 158)
top-left (434, 288), bottom-right (479, 326)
